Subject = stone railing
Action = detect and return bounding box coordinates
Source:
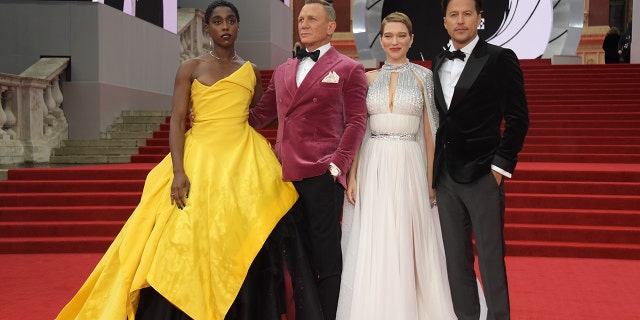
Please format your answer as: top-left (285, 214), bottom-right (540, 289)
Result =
top-left (178, 8), bottom-right (210, 61)
top-left (0, 58), bottom-right (69, 164)
top-left (576, 26), bottom-right (610, 64)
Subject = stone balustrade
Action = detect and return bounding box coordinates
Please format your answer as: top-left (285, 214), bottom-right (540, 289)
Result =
top-left (0, 58), bottom-right (69, 164)
top-left (178, 8), bottom-right (209, 62)
top-left (0, 9), bottom-right (204, 166)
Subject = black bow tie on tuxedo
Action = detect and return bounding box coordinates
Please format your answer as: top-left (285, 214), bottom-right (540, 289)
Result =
top-left (296, 49), bottom-right (320, 62)
top-left (445, 49), bottom-right (466, 61)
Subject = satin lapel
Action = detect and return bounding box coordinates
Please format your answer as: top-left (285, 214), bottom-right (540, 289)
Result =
top-left (432, 53), bottom-right (448, 114)
top-left (449, 41), bottom-right (489, 111)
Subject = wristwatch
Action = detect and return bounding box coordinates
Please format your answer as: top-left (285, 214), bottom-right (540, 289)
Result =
top-left (328, 163), bottom-right (341, 178)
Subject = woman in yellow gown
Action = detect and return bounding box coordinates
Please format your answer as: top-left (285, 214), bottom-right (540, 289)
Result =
top-left (56, 1), bottom-right (304, 319)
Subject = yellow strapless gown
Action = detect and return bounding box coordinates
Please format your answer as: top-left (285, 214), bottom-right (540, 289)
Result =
top-left (57, 61), bottom-right (298, 320)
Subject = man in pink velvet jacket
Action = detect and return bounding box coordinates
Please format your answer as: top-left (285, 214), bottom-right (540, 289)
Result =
top-left (248, 1), bottom-right (367, 319)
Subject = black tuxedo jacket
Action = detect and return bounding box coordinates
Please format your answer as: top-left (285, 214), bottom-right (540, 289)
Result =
top-left (432, 40), bottom-right (529, 187)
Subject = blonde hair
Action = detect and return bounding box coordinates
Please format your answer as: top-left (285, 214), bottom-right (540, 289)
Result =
top-left (380, 12), bottom-right (413, 36)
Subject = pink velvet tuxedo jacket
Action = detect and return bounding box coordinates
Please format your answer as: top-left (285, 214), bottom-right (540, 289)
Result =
top-left (249, 47), bottom-right (368, 188)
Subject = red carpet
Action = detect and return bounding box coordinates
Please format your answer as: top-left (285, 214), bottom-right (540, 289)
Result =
top-left (0, 62), bottom-right (639, 317)
top-left (1, 254), bottom-right (638, 319)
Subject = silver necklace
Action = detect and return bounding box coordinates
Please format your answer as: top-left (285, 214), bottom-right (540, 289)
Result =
top-left (209, 50), bottom-right (238, 61)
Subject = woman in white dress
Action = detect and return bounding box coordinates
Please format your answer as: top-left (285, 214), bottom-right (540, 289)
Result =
top-left (337, 12), bottom-right (486, 319)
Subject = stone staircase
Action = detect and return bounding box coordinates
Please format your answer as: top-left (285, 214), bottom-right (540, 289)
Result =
top-left (49, 110), bottom-right (171, 164)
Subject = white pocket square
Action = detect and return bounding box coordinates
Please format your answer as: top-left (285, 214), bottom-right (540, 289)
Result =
top-left (322, 71), bottom-right (340, 83)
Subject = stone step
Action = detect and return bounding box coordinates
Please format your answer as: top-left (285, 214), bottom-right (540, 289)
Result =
top-left (52, 146), bottom-right (139, 156)
top-left (50, 109), bottom-right (170, 164)
top-left (121, 110), bottom-right (171, 117)
top-left (114, 115), bottom-right (169, 124)
top-left (49, 155), bottom-right (131, 164)
top-left (103, 131), bottom-right (154, 139)
top-left (61, 139), bottom-right (143, 148)
top-left (107, 123), bottom-right (162, 132)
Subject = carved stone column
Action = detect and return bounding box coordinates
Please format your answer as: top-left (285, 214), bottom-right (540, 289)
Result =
top-left (3, 87), bottom-right (17, 139)
top-left (52, 76), bottom-right (63, 107)
top-left (0, 86), bottom-right (7, 138)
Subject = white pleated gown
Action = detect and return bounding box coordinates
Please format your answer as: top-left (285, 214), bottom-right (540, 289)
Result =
top-left (337, 61), bottom-right (457, 320)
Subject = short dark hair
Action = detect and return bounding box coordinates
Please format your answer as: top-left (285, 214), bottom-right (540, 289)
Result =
top-left (441, 0), bottom-right (482, 16)
top-left (204, 0), bottom-right (240, 24)
top-left (304, 0), bottom-right (336, 22)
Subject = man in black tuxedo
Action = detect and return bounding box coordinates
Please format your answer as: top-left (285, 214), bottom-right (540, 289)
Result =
top-left (431, 0), bottom-right (529, 319)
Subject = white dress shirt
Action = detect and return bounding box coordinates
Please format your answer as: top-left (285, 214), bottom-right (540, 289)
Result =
top-left (438, 36), bottom-right (478, 109)
top-left (296, 42), bottom-right (331, 87)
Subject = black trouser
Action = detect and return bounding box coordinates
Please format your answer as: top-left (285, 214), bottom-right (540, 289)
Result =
top-left (436, 166), bottom-right (510, 320)
top-left (291, 171), bottom-right (344, 320)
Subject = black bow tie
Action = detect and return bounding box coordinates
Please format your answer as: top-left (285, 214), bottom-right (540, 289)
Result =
top-left (296, 49), bottom-right (320, 62)
top-left (445, 50), bottom-right (466, 61)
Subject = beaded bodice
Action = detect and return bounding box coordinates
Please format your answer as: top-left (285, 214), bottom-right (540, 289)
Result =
top-left (366, 61), bottom-right (429, 137)
top-left (366, 60), bottom-right (424, 118)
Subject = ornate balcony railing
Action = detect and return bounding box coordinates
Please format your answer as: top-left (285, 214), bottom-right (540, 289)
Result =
top-left (0, 58), bottom-right (69, 164)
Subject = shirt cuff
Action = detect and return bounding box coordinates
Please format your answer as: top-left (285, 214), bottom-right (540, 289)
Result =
top-left (491, 165), bottom-right (512, 179)
top-left (329, 162), bottom-right (341, 177)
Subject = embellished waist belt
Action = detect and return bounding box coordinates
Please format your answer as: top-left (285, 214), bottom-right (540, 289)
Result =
top-left (370, 131), bottom-right (416, 141)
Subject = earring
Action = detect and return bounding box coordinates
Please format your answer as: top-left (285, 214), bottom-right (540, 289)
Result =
top-left (209, 38), bottom-right (213, 48)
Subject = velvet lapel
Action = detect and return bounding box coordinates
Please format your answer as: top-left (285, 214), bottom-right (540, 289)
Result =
top-left (432, 52), bottom-right (448, 115)
top-left (290, 47), bottom-right (341, 107)
top-left (283, 58), bottom-right (300, 101)
top-left (449, 40), bottom-right (489, 111)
